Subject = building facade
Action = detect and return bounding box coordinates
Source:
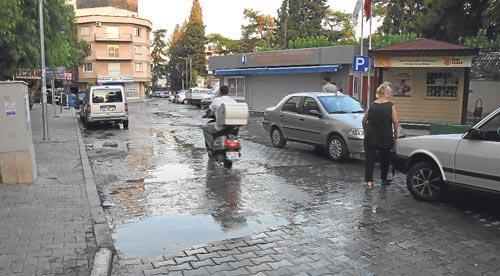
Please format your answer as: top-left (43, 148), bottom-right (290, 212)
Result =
top-left (69, 1), bottom-right (152, 99)
top-left (208, 46), bottom-right (359, 110)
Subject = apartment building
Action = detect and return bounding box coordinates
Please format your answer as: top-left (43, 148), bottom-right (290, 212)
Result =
top-left (70, 1), bottom-right (152, 99)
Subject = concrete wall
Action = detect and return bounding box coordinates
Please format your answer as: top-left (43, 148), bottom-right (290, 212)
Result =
top-left (469, 80), bottom-right (500, 115)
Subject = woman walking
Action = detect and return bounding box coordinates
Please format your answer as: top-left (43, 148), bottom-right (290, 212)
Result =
top-left (363, 82), bottom-right (400, 188)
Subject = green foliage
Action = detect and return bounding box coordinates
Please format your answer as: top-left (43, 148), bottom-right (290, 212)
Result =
top-left (371, 33), bottom-right (420, 48)
top-left (289, 36), bottom-right (332, 49)
top-left (373, 0), bottom-right (425, 35)
top-left (205, 33), bottom-right (240, 55)
top-left (323, 9), bottom-right (355, 42)
top-left (459, 29), bottom-right (500, 51)
top-left (413, 0), bottom-right (490, 43)
top-left (151, 29), bottom-right (168, 86)
top-left (276, 0), bottom-right (328, 48)
top-left (0, 0), bottom-right (89, 79)
top-left (240, 9), bottom-right (277, 52)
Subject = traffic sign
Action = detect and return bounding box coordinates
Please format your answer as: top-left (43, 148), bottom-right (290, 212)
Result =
top-left (352, 56), bottom-right (370, 73)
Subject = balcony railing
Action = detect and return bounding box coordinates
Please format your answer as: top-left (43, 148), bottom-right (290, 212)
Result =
top-left (95, 52), bottom-right (133, 60)
top-left (94, 33), bottom-right (133, 42)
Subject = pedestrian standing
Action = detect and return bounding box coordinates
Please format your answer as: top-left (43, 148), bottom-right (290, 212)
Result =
top-left (322, 77), bottom-right (338, 94)
top-left (363, 82), bottom-right (400, 188)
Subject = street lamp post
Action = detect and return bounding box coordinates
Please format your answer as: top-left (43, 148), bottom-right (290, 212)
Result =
top-left (39, 0), bottom-right (49, 140)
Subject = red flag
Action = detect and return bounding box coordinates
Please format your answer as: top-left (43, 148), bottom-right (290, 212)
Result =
top-left (364, 0), bottom-right (372, 21)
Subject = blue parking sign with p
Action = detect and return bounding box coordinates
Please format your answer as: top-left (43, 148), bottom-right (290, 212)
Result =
top-left (353, 56), bottom-right (370, 72)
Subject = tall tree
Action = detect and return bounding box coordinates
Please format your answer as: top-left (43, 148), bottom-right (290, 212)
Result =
top-left (413, 0), bottom-right (490, 43)
top-left (206, 33), bottom-right (240, 55)
top-left (181, 0), bottom-right (207, 79)
top-left (0, 0), bottom-right (89, 79)
top-left (276, 0), bottom-right (328, 48)
top-left (167, 23), bottom-right (186, 91)
top-left (276, 0), bottom-right (289, 48)
top-left (151, 29), bottom-right (167, 87)
top-left (373, 0), bottom-right (425, 35)
top-left (322, 8), bottom-right (356, 42)
top-left (240, 9), bottom-right (277, 52)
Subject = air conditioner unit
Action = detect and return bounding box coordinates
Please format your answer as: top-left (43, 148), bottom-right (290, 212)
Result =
top-left (96, 21), bottom-right (102, 27)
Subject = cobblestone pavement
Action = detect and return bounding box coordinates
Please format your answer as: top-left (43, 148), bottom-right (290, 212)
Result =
top-left (0, 105), bottom-right (96, 276)
top-left (82, 99), bottom-right (500, 275)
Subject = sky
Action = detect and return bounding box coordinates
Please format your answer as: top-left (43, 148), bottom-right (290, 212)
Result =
top-left (138, 0), bottom-right (380, 39)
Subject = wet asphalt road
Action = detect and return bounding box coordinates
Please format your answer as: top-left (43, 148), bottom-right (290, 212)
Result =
top-left (82, 99), bottom-right (500, 275)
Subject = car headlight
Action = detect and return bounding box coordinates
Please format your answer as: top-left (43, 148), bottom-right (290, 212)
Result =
top-left (348, 128), bottom-right (364, 136)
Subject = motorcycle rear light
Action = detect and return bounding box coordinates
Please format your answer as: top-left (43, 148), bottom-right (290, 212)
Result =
top-left (224, 140), bottom-right (241, 149)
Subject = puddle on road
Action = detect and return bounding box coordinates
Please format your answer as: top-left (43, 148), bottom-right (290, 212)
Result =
top-left (145, 163), bottom-right (196, 183)
top-left (110, 179), bottom-right (147, 218)
top-left (127, 144), bottom-right (154, 171)
top-left (113, 213), bottom-right (287, 257)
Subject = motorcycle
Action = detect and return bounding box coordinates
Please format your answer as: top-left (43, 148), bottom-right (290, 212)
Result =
top-left (203, 116), bottom-right (242, 169)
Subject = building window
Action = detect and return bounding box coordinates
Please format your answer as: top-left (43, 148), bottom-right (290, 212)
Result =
top-left (226, 77), bottom-right (245, 99)
top-left (134, 45), bottom-right (142, 54)
top-left (107, 45), bottom-right (119, 58)
top-left (108, 63), bottom-right (120, 76)
top-left (135, 63), bottom-right (143, 72)
top-left (133, 27), bottom-right (141, 37)
top-left (426, 72), bottom-right (459, 98)
top-left (82, 63), bottom-right (92, 72)
top-left (106, 26), bottom-right (119, 39)
top-left (81, 26), bottom-right (90, 36)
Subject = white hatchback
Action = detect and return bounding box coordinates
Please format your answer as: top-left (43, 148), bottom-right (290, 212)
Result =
top-left (81, 85), bottom-right (129, 129)
top-left (395, 107), bottom-right (500, 201)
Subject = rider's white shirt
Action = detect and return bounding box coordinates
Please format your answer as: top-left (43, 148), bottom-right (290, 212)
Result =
top-left (209, 96), bottom-right (237, 112)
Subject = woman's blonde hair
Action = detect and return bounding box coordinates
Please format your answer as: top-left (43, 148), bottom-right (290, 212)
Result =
top-left (376, 81), bottom-right (392, 98)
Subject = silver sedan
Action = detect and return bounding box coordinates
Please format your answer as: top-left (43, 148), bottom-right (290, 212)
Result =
top-left (263, 92), bottom-right (365, 161)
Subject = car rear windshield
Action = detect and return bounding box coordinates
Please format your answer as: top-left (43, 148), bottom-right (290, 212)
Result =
top-left (92, 89), bottom-right (123, 103)
top-left (318, 96), bottom-right (365, 114)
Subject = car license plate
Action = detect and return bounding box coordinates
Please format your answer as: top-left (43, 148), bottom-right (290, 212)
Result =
top-left (226, 151), bottom-right (239, 161)
top-left (101, 106), bottom-right (116, 112)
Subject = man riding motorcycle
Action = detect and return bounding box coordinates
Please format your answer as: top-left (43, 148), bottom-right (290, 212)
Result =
top-left (202, 85), bottom-right (237, 149)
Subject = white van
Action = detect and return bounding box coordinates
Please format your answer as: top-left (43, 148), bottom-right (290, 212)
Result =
top-left (186, 87), bottom-right (211, 107)
top-left (81, 85), bottom-right (129, 129)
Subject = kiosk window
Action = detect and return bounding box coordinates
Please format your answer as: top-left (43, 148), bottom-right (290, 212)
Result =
top-left (426, 72), bottom-right (459, 98)
top-left (227, 77), bottom-right (245, 98)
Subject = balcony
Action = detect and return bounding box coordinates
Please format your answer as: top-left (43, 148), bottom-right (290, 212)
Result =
top-left (95, 52), bottom-right (133, 61)
top-left (94, 33), bottom-right (132, 42)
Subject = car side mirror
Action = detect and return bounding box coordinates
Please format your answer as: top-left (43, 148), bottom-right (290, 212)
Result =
top-left (309, 110), bottom-right (322, 117)
top-left (467, 128), bottom-right (484, 140)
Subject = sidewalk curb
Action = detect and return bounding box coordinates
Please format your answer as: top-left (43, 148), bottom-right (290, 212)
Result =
top-left (74, 116), bottom-right (114, 276)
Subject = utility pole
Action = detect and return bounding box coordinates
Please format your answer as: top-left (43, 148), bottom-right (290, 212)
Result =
top-left (189, 58), bottom-right (192, 85)
top-left (39, 0), bottom-right (49, 140)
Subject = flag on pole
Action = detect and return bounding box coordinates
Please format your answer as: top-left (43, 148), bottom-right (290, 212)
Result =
top-left (351, 0), bottom-right (363, 26)
top-left (364, 0), bottom-right (372, 21)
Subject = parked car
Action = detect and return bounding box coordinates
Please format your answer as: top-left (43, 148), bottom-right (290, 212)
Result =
top-left (186, 87), bottom-right (211, 107)
top-left (175, 90), bottom-right (188, 104)
top-left (200, 84), bottom-right (220, 109)
top-left (81, 85), bottom-right (129, 129)
top-left (153, 91), bottom-right (168, 98)
top-left (394, 107), bottom-right (500, 202)
top-left (263, 92), bottom-right (365, 161)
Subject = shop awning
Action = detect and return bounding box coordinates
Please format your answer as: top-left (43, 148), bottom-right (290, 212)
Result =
top-left (214, 65), bottom-right (339, 76)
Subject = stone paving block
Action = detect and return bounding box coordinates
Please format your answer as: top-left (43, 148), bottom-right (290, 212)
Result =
top-left (245, 263), bottom-right (272, 274)
top-left (268, 259), bottom-right (294, 270)
top-left (228, 259), bottom-right (254, 270)
top-left (212, 255), bottom-right (237, 265)
top-left (152, 259), bottom-right (176, 269)
top-left (253, 248), bottom-right (277, 257)
top-left (182, 266), bottom-right (210, 276)
top-left (217, 248), bottom-right (242, 258)
top-left (250, 255), bottom-right (275, 265)
top-left (185, 247), bottom-right (208, 256)
top-left (190, 258), bottom-right (215, 269)
top-left (168, 263), bottom-right (193, 271)
top-left (207, 263), bottom-right (233, 274)
top-left (233, 252), bottom-right (257, 261)
top-left (213, 267), bottom-right (250, 276)
top-left (175, 255), bottom-right (198, 265)
top-left (195, 251), bottom-right (220, 261)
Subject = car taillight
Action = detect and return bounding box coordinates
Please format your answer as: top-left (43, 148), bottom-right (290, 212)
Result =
top-left (125, 103), bottom-right (128, 113)
top-left (85, 105), bottom-right (91, 113)
top-left (224, 140), bottom-right (241, 149)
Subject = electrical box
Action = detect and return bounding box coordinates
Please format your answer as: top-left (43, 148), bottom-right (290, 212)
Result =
top-left (0, 81), bottom-right (37, 184)
top-left (216, 102), bottom-right (249, 126)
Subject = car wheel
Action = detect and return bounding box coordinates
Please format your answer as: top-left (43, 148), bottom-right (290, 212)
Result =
top-left (326, 135), bottom-right (347, 162)
top-left (122, 120), bottom-right (129, 129)
top-left (270, 127), bottom-right (286, 148)
top-left (406, 162), bottom-right (444, 202)
top-left (183, 99), bottom-right (188, 105)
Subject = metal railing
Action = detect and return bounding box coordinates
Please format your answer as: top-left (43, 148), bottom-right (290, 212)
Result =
top-left (94, 33), bottom-right (133, 41)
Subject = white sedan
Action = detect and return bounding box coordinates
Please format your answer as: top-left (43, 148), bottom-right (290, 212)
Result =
top-left (394, 107), bottom-right (500, 201)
